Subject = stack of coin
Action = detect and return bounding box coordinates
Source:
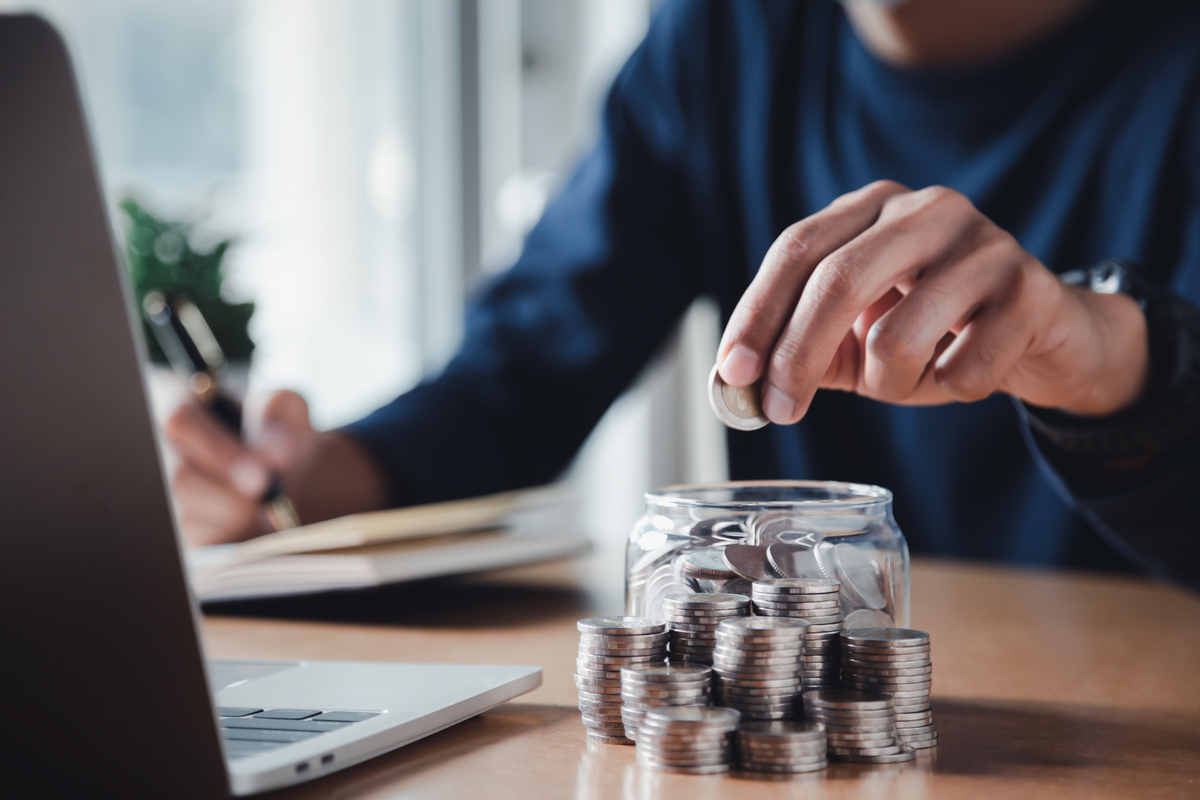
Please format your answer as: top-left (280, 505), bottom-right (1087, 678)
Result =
top-left (712, 617), bottom-right (808, 720)
top-left (735, 720), bottom-right (828, 773)
top-left (751, 578), bottom-right (844, 690)
top-left (576, 617), bottom-right (668, 745)
top-left (664, 593), bottom-right (751, 666)
top-left (635, 706), bottom-right (742, 775)
top-left (620, 663), bottom-right (713, 741)
top-left (801, 689), bottom-right (914, 763)
top-left (839, 628), bottom-right (937, 749)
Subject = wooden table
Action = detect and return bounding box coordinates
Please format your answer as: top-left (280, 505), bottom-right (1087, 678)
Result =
top-left (202, 557), bottom-right (1200, 799)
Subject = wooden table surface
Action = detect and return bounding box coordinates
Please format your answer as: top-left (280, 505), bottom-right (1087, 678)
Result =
top-left (201, 557), bottom-right (1200, 799)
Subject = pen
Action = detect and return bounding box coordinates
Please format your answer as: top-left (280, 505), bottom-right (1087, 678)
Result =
top-left (143, 291), bottom-right (301, 531)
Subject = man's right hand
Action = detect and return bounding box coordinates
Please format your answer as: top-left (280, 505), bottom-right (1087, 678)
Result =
top-left (163, 390), bottom-right (390, 547)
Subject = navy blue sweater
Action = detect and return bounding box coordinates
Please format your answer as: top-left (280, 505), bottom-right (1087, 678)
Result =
top-left (345, 0), bottom-right (1200, 587)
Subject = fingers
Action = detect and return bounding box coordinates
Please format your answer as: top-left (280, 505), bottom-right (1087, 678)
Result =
top-left (163, 399), bottom-right (269, 499)
top-left (878, 249), bottom-right (1054, 405)
top-left (717, 180), bottom-right (911, 387)
top-left (244, 390), bottom-right (314, 468)
top-left (762, 186), bottom-right (979, 423)
top-left (173, 462), bottom-right (269, 546)
top-left (859, 227), bottom-right (1021, 401)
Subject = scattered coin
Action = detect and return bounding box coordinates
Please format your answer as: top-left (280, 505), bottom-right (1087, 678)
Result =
top-left (827, 543), bottom-right (888, 611)
top-left (722, 544), bottom-right (777, 581)
top-left (678, 547), bottom-right (737, 580)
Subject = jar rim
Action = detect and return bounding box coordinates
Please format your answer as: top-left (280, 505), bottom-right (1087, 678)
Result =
top-left (645, 480), bottom-right (892, 509)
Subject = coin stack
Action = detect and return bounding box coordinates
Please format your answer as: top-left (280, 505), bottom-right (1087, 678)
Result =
top-left (735, 720), bottom-right (828, 773)
top-left (664, 593), bottom-right (751, 666)
top-left (619, 663), bottom-right (714, 741)
top-left (801, 689), bottom-right (915, 763)
top-left (751, 578), bottom-right (844, 690)
top-left (576, 617), bottom-right (668, 745)
top-left (635, 706), bottom-right (742, 775)
top-left (839, 628), bottom-right (937, 749)
top-left (712, 617), bottom-right (809, 720)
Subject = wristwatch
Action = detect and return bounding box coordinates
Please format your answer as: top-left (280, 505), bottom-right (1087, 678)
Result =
top-left (1021, 259), bottom-right (1200, 460)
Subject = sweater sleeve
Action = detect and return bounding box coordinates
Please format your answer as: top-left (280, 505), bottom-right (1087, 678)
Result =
top-left (1018, 88), bottom-right (1200, 591)
top-left (341, 2), bottom-right (710, 506)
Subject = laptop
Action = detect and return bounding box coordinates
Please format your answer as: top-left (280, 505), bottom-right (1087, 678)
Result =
top-left (0, 15), bottom-right (540, 797)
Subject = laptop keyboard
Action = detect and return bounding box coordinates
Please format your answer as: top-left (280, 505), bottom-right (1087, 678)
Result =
top-left (217, 707), bottom-right (380, 759)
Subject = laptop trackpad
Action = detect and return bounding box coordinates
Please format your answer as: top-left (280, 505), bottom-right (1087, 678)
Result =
top-left (206, 659), bottom-right (301, 693)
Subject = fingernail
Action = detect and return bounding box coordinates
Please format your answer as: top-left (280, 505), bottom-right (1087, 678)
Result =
top-left (229, 457), bottom-right (269, 498)
top-left (762, 387), bottom-right (795, 424)
top-left (720, 345), bottom-right (761, 386)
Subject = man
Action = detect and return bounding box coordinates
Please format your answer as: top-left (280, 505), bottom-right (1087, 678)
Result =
top-left (166, 0), bottom-right (1200, 588)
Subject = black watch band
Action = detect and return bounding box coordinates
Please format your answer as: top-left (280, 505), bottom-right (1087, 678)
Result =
top-left (1021, 259), bottom-right (1200, 460)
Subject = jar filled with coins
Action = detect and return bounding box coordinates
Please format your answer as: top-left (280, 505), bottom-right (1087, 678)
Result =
top-left (625, 481), bottom-right (909, 628)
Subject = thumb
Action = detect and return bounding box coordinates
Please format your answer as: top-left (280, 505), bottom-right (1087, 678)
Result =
top-left (245, 390), bottom-right (313, 468)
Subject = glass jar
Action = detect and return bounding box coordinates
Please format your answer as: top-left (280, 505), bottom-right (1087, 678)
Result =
top-left (625, 481), bottom-right (909, 628)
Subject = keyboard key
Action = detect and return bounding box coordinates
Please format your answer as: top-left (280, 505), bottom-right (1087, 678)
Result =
top-left (221, 718), bottom-right (348, 733)
top-left (314, 712), bottom-right (380, 723)
top-left (223, 739), bottom-right (285, 759)
top-left (217, 707), bottom-right (263, 718)
top-left (254, 709), bottom-right (322, 720)
top-left (222, 728), bottom-right (323, 744)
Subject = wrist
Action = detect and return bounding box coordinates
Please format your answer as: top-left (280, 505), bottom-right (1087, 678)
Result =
top-left (1022, 259), bottom-right (1200, 462)
top-left (1055, 288), bottom-right (1150, 416)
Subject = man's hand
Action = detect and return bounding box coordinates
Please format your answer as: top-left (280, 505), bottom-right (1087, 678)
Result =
top-left (717, 181), bottom-right (1151, 424)
top-left (163, 390), bottom-right (389, 546)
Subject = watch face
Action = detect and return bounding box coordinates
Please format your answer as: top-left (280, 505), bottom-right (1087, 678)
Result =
top-left (1090, 264), bottom-right (1124, 294)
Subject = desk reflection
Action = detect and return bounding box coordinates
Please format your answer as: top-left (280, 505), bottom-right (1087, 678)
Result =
top-left (575, 738), bottom-right (936, 800)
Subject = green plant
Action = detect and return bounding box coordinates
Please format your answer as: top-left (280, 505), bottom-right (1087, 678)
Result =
top-left (122, 198), bottom-right (255, 365)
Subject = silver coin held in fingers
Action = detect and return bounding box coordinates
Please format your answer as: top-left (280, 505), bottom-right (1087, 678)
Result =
top-left (708, 364), bottom-right (769, 431)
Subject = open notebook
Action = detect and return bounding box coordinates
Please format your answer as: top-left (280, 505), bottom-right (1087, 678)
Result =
top-left (185, 485), bottom-right (590, 602)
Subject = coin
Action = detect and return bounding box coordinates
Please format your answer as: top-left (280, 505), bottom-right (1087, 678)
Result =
top-left (720, 616), bottom-right (810, 634)
top-left (830, 745), bottom-right (916, 763)
top-left (751, 599), bottom-right (841, 613)
top-left (622, 663), bottom-right (712, 683)
top-left (708, 363), bottom-right (768, 431)
top-left (577, 652), bottom-right (664, 666)
top-left (752, 578), bottom-right (841, 595)
top-left (578, 633), bottom-right (670, 647)
top-left (740, 761), bottom-right (827, 773)
top-left (843, 609), bottom-right (895, 629)
top-left (587, 732), bottom-right (634, 745)
top-left (828, 544), bottom-right (887, 610)
top-left (578, 617), bottom-right (668, 636)
top-left (844, 672), bottom-right (932, 684)
top-left (678, 547), bottom-right (737, 579)
top-left (841, 628), bottom-right (930, 647)
top-left (722, 544), bottom-right (776, 581)
top-left (802, 690), bottom-right (893, 710)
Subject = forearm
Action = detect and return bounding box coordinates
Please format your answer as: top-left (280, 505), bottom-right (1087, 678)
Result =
top-left (1016, 265), bottom-right (1200, 589)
